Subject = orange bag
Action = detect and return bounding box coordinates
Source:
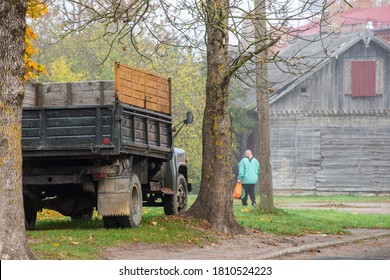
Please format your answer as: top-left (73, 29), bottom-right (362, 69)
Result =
top-left (233, 181), bottom-right (242, 199)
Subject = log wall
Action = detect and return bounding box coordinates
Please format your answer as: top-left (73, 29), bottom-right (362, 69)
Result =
top-left (270, 111), bottom-right (390, 195)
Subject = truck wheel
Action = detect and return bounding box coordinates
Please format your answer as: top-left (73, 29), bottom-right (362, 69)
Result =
top-left (70, 207), bottom-right (94, 221)
top-left (164, 174), bottom-right (188, 215)
top-left (117, 173), bottom-right (142, 228)
top-left (25, 209), bottom-right (37, 230)
top-left (102, 216), bottom-right (119, 229)
top-left (24, 195), bottom-right (37, 230)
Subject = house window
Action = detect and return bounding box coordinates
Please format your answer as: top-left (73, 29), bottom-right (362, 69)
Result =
top-left (344, 59), bottom-right (383, 96)
top-left (351, 61), bottom-right (376, 97)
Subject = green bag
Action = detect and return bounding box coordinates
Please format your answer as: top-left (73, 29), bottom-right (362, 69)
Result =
top-left (240, 187), bottom-right (246, 199)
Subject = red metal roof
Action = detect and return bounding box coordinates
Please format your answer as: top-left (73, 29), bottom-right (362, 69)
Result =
top-left (341, 4), bottom-right (390, 28)
top-left (294, 4), bottom-right (390, 36)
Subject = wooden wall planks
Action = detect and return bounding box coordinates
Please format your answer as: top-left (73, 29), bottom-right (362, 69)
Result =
top-left (270, 112), bottom-right (390, 194)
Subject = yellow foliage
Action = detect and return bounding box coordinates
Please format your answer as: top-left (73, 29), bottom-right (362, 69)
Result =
top-left (24, 0), bottom-right (48, 80)
top-left (48, 56), bottom-right (88, 82)
top-left (27, 0), bottom-right (48, 19)
top-left (37, 209), bottom-right (66, 221)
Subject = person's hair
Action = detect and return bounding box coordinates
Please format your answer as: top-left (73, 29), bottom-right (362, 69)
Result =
top-left (244, 150), bottom-right (252, 157)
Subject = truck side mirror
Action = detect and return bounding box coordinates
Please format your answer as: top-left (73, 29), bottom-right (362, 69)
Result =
top-left (185, 111), bottom-right (193, 125)
top-left (173, 111), bottom-right (194, 139)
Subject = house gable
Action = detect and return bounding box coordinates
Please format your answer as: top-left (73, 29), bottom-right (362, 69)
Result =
top-left (270, 31), bottom-right (390, 114)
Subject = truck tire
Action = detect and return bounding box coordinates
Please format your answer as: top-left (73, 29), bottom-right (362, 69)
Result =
top-left (117, 173), bottom-right (142, 228)
top-left (25, 209), bottom-right (37, 230)
top-left (102, 173), bottom-right (143, 228)
top-left (164, 173), bottom-right (188, 215)
top-left (70, 207), bottom-right (94, 221)
top-left (102, 216), bottom-right (119, 229)
top-left (24, 196), bottom-right (37, 230)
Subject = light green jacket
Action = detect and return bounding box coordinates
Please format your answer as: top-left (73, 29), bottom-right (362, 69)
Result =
top-left (237, 157), bottom-right (260, 184)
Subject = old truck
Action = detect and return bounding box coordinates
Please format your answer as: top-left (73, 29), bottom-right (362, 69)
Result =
top-left (22, 63), bottom-right (192, 230)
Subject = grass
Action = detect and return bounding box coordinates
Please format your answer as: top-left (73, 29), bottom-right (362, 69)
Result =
top-left (234, 194), bottom-right (390, 235)
top-left (234, 207), bottom-right (390, 235)
top-left (28, 207), bottom-right (215, 259)
top-left (27, 195), bottom-right (390, 259)
top-left (273, 195), bottom-right (390, 204)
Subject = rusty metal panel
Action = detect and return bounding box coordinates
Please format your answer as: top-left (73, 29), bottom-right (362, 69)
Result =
top-left (351, 61), bottom-right (376, 97)
top-left (115, 63), bottom-right (171, 115)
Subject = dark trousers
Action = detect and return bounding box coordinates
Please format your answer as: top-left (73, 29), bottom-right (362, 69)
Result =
top-left (241, 184), bottom-right (256, 206)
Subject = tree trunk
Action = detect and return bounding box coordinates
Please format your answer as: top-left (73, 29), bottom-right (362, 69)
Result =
top-left (184, 0), bottom-right (245, 234)
top-left (255, 0), bottom-right (274, 212)
top-left (257, 85), bottom-right (274, 212)
top-left (0, 0), bottom-right (35, 260)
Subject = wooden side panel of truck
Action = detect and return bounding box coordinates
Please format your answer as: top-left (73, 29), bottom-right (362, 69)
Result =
top-left (23, 63), bottom-right (171, 115)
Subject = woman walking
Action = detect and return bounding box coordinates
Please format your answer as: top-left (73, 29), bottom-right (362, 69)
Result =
top-left (237, 150), bottom-right (260, 206)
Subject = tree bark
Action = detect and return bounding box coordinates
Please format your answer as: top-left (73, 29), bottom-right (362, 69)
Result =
top-left (0, 0), bottom-right (35, 260)
top-left (184, 0), bottom-right (245, 234)
top-left (257, 84), bottom-right (274, 212)
top-left (255, 0), bottom-right (274, 212)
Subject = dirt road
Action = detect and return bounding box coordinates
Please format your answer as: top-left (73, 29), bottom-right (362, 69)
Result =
top-left (274, 234), bottom-right (390, 260)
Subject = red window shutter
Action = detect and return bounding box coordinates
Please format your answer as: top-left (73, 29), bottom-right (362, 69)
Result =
top-left (351, 61), bottom-right (376, 97)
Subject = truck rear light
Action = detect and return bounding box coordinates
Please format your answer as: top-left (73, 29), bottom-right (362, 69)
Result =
top-left (92, 171), bottom-right (107, 180)
top-left (103, 138), bottom-right (110, 145)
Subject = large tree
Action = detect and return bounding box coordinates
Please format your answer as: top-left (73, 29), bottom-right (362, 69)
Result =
top-left (254, 0), bottom-right (273, 212)
top-left (183, 0), bottom-right (246, 233)
top-left (0, 0), bottom-right (34, 259)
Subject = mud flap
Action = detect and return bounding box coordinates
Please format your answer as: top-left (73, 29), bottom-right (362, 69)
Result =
top-left (97, 176), bottom-right (132, 216)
